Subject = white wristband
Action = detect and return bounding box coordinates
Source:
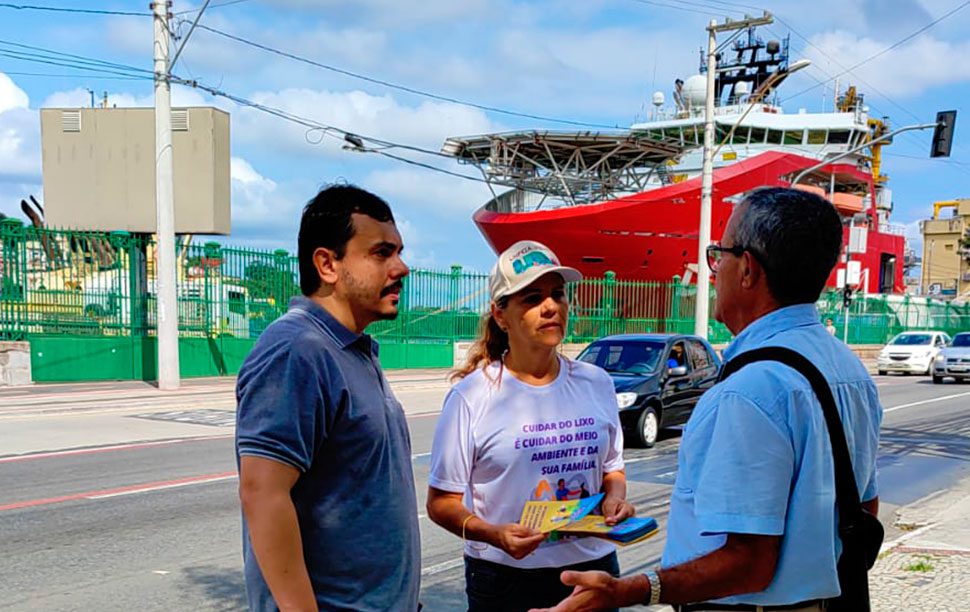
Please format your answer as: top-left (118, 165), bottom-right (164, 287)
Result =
top-left (644, 569), bottom-right (661, 605)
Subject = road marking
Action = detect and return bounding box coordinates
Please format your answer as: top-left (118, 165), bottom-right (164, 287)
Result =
top-left (421, 557), bottom-right (464, 577)
top-left (87, 474), bottom-right (238, 499)
top-left (0, 471), bottom-right (237, 512)
top-left (880, 522), bottom-right (937, 554)
top-left (884, 391), bottom-right (970, 414)
top-left (406, 411), bottom-right (444, 420)
top-left (0, 435), bottom-right (234, 463)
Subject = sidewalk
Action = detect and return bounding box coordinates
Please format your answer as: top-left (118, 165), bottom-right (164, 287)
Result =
top-left (870, 478), bottom-right (970, 611)
top-left (0, 369), bottom-right (450, 408)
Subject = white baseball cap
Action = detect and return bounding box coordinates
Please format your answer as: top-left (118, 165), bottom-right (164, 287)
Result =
top-left (488, 240), bottom-right (583, 302)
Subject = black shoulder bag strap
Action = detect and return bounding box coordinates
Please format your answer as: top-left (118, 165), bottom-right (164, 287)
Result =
top-left (718, 346), bottom-right (883, 612)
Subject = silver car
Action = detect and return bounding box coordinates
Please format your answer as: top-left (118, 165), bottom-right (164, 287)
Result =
top-left (933, 332), bottom-right (970, 383)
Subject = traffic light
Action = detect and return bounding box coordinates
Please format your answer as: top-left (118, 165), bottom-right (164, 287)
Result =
top-left (931, 110), bottom-right (957, 158)
top-left (842, 285), bottom-right (853, 309)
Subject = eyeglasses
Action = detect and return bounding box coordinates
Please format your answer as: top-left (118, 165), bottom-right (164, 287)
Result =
top-left (705, 243), bottom-right (767, 273)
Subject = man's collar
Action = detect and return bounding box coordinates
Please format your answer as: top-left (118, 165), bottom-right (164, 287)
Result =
top-left (722, 303), bottom-right (821, 361)
top-left (288, 296), bottom-right (368, 350)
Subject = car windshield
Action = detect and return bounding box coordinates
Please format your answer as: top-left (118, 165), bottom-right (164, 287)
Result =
top-left (952, 334), bottom-right (970, 348)
top-left (578, 340), bottom-right (665, 374)
top-left (890, 334), bottom-right (932, 346)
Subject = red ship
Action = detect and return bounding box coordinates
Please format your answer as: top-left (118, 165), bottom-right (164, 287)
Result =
top-left (442, 27), bottom-right (905, 294)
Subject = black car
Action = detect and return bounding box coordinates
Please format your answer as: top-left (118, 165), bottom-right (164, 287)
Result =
top-left (577, 333), bottom-right (722, 447)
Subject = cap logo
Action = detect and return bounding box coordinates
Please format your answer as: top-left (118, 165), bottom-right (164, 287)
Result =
top-left (511, 250), bottom-right (554, 275)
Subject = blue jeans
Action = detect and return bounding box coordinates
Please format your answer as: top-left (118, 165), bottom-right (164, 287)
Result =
top-left (464, 552), bottom-right (620, 612)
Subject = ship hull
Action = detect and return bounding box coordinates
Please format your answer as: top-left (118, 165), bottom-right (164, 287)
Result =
top-left (474, 151), bottom-right (904, 294)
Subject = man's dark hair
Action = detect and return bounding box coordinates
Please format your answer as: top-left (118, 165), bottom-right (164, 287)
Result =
top-left (733, 187), bottom-right (843, 306)
top-left (298, 184), bottom-right (394, 296)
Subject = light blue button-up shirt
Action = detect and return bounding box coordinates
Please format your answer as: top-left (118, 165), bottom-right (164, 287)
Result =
top-left (661, 304), bottom-right (883, 605)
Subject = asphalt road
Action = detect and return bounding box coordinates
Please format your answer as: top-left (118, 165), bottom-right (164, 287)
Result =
top-left (1, 375), bottom-right (968, 611)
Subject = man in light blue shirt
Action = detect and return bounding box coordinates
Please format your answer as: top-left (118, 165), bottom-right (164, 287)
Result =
top-left (538, 187), bottom-right (883, 611)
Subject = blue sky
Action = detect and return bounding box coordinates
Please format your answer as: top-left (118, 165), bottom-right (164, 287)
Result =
top-left (1, 0), bottom-right (968, 273)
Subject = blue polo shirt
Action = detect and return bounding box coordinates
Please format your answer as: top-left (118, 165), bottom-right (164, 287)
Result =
top-left (661, 304), bottom-right (882, 605)
top-left (235, 296), bottom-right (421, 611)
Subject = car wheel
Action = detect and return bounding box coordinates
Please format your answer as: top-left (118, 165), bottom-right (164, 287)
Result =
top-left (637, 406), bottom-right (659, 448)
top-left (933, 375), bottom-right (943, 384)
top-left (878, 370), bottom-right (887, 376)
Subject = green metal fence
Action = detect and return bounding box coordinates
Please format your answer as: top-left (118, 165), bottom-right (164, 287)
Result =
top-left (817, 291), bottom-right (970, 345)
top-left (0, 219), bottom-right (298, 342)
top-left (3, 219), bottom-right (970, 380)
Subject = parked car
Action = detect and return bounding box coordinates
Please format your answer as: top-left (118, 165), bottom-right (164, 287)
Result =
top-left (932, 332), bottom-right (970, 384)
top-left (577, 333), bottom-right (721, 447)
top-left (877, 331), bottom-right (951, 376)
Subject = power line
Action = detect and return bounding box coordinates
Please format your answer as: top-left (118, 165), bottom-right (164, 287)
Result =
top-left (0, 38), bottom-right (153, 77)
top-left (170, 74), bottom-right (491, 185)
top-left (174, 0), bottom-right (253, 15)
top-left (0, 50), bottom-right (155, 80)
top-left (0, 69), bottom-right (144, 80)
top-left (627, 0), bottom-right (732, 17)
top-left (186, 22), bottom-right (624, 130)
top-left (681, 0), bottom-right (763, 11)
top-left (780, 0), bottom-right (970, 102)
top-left (766, 22), bottom-right (970, 162)
top-left (0, 2), bottom-right (148, 16)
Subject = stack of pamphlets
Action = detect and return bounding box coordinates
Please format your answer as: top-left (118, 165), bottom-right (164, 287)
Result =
top-left (518, 493), bottom-right (659, 546)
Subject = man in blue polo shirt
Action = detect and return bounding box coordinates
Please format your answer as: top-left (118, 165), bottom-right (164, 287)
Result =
top-left (538, 188), bottom-right (883, 611)
top-left (235, 185), bottom-right (420, 611)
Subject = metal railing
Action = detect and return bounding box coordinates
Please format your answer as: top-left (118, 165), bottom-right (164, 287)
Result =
top-left (3, 219), bottom-right (969, 347)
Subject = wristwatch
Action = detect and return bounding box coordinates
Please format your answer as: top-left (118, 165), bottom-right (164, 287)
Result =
top-left (643, 569), bottom-right (661, 605)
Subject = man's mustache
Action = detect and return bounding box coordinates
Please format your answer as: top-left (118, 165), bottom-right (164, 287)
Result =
top-left (381, 282), bottom-right (404, 297)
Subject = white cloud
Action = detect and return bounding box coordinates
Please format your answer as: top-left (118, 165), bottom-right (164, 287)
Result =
top-left (228, 157), bottom-right (295, 234)
top-left (804, 31), bottom-right (970, 98)
top-left (0, 74), bottom-right (40, 184)
top-left (394, 217), bottom-right (438, 269)
top-left (0, 73), bottom-right (29, 112)
top-left (256, 0), bottom-right (492, 27)
top-left (365, 166), bottom-right (492, 219)
top-left (232, 88), bottom-right (502, 157)
top-left (0, 107), bottom-right (39, 181)
top-left (0, 74), bottom-right (37, 183)
top-left (362, 166), bottom-right (498, 270)
top-left (41, 87), bottom-right (208, 109)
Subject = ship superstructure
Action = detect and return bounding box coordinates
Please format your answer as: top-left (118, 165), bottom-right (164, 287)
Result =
top-left (442, 26), bottom-right (905, 294)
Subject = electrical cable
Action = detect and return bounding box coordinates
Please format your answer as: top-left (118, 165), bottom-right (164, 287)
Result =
top-left (0, 3), bottom-right (148, 16)
top-left (628, 0), bottom-right (742, 16)
top-left (0, 38), bottom-right (153, 76)
top-left (0, 69), bottom-right (143, 80)
top-left (185, 22), bottom-right (623, 129)
top-left (174, 0), bottom-right (252, 15)
top-left (780, 0), bottom-right (970, 102)
top-left (169, 74), bottom-right (490, 184)
top-left (0, 51), bottom-right (155, 80)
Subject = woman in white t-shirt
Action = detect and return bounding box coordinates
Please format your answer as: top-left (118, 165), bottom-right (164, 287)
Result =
top-left (427, 240), bottom-right (634, 612)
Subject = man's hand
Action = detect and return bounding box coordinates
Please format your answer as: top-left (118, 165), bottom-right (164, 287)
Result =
top-left (492, 523), bottom-right (547, 559)
top-left (529, 571), bottom-right (646, 612)
top-left (601, 495), bottom-right (635, 526)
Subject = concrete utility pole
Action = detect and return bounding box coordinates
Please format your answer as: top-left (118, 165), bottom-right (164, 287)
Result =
top-left (153, 0), bottom-right (179, 390)
top-left (694, 12), bottom-right (773, 339)
top-left (695, 19), bottom-right (717, 339)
